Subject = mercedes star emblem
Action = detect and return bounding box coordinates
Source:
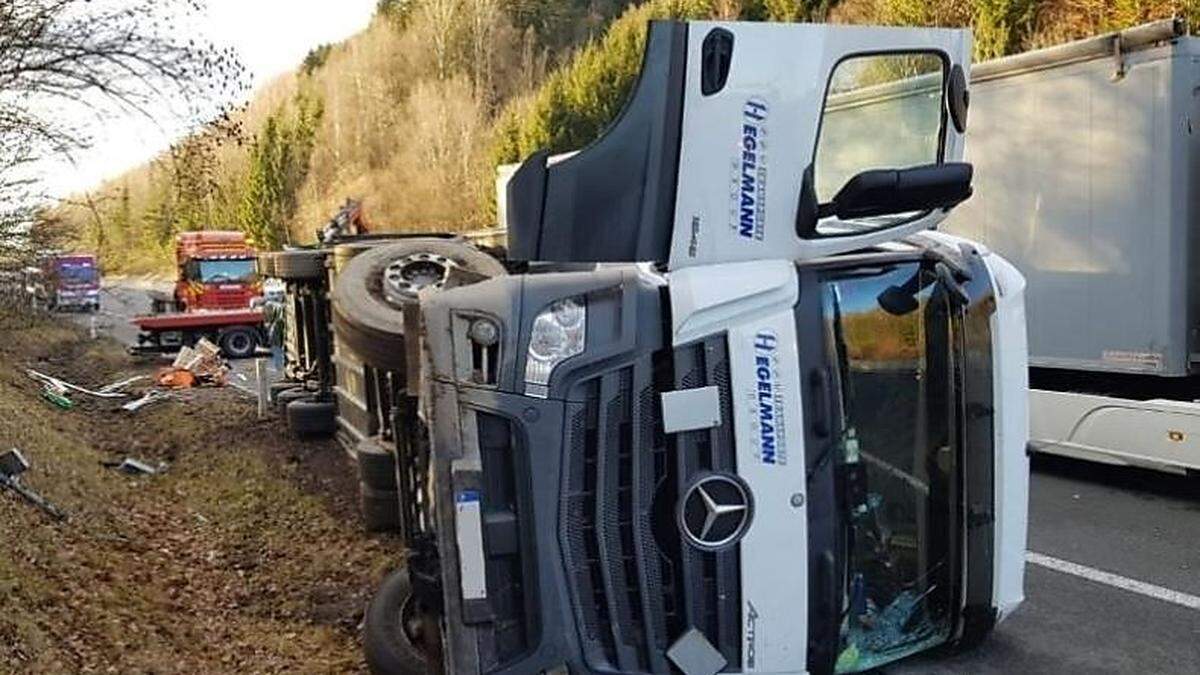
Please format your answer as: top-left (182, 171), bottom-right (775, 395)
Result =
top-left (678, 473), bottom-right (753, 551)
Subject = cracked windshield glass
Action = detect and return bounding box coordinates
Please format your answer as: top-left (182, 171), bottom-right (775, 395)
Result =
top-left (824, 262), bottom-right (955, 672)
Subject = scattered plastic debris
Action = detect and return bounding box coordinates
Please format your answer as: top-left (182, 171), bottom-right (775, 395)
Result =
top-left (101, 457), bottom-right (168, 476)
top-left (39, 380), bottom-right (74, 409)
top-left (155, 339), bottom-right (229, 389)
top-left (27, 369), bottom-right (129, 399)
top-left (98, 375), bottom-right (148, 394)
top-left (122, 390), bottom-right (172, 412)
top-left (0, 448), bottom-right (67, 521)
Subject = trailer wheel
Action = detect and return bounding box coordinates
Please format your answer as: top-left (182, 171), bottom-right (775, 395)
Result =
top-left (287, 398), bottom-right (336, 437)
top-left (218, 327), bottom-right (259, 359)
top-left (275, 249), bottom-right (327, 282)
top-left (358, 436), bottom-right (398, 492)
top-left (269, 381), bottom-right (301, 402)
top-left (364, 569), bottom-right (441, 675)
top-left (360, 483), bottom-right (401, 533)
top-left (274, 386), bottom-right (310, 411)
top-left (331, 239), bottom-right (505, 373)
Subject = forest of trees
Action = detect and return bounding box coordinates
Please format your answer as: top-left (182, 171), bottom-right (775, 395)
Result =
top-left (54, 0), bottom-right (1198, 274)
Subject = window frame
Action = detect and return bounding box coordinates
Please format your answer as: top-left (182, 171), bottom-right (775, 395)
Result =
top-left (807, 49), bottom-right (952, 239)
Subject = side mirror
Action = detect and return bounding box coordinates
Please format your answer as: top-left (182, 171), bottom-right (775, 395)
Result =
top-left (821, 162), bottom-right (973, 222)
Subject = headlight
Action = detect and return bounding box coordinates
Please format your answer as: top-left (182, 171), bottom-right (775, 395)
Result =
top-left (524, 296), bottom-right (586, 397)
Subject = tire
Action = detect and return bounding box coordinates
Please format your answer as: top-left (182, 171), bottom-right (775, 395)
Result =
top-left (360, 483), bottom-right (401, 533)
top-left (257, 251), bottom-right (277, 278)
top-left (331, 239), bottom-right (505, 373)
top-left (274, 386), bottom-right (310, 411)
top-left (364, 570), bottom-right (440, 675)
top-left (358, 436), bottom-right (398, 492)
top-left (270, 381), bottom-right (301, 401)
top-left (275, 249), bottom-right (328, 282)
top-left (332, 241), bottom-right (384, 278)
top-left (218, 326), bottom-right (259, 359)
top-left (287, 398), bottom-right (337, 436)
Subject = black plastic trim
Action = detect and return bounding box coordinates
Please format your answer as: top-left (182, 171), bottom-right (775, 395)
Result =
top-left (505, 21), bottom-right (689, 264)
top-left (956, 247), bottom-right (998, 642)
top-left (798, 266), bottom-right (843, 675)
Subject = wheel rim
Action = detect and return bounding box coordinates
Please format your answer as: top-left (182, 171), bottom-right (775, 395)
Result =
top-left (382, 254), bottom-right (459, 305)
top-left (227, 333), bottom-right (252, 355)
top-left (399, 594), bottom-right (438, 663)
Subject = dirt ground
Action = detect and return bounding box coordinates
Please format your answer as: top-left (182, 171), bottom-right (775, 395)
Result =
top-left (0, 311), bottom-right (403, 674)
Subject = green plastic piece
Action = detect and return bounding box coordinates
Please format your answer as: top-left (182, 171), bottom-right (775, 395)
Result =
top-left (41, 388), bottom-right (74, 410)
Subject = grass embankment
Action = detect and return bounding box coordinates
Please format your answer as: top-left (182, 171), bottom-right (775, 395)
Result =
top-left (0, 313), bottom-right (400, 673)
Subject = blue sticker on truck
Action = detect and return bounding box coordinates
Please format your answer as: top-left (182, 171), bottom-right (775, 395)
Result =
top-left (752, 331), bottom-right (787, 465)
top-left (732, 97), bottom-right (770, 241)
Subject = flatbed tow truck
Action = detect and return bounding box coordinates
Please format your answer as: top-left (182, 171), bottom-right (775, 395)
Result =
top-left (131, 231), bottom-right (265, 359)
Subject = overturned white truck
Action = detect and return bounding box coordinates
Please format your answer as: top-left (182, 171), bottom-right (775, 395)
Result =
top-left (332, 20), bottom-right (1031, 675)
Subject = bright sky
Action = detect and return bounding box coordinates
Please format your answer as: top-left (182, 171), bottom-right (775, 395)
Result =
top-left (39, 0), bottom-right (377, 200)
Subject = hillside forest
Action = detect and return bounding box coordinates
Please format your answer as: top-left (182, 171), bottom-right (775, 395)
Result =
top-left (56, 0), bottom-right (1199, 274)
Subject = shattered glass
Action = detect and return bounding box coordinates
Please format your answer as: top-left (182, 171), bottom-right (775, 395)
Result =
top-left (824, 264), bottom-right (956, 673)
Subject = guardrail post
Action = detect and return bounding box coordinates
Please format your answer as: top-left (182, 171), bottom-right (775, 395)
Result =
top-left (255, 358), bottom-right (269, 419)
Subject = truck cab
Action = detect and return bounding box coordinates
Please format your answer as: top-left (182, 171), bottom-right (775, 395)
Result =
top-left (171, 231), bottom-right (261, 312)
top-left (355, 20), bottom-right (1029, 675)
top-left (35, 253), bottom-right (101, 312)
top-left (132, 231), bottom-right (266, 359)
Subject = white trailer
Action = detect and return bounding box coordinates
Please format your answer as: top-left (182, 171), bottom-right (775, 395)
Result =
top-left (944, 18), bottom-right (1200, 474)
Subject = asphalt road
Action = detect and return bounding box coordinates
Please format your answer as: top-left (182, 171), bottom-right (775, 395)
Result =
top-left (78, 280), bottom-right (1200, 674)
top-left (891, 456), bottom-right (1200, 674)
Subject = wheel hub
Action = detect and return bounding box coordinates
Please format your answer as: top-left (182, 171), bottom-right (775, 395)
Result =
top-left (382, 253), bottom-right (458, 305)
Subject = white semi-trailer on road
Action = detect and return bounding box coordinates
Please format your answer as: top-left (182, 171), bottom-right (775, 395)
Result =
top-left (944, 18), bottom-right (1200, 474)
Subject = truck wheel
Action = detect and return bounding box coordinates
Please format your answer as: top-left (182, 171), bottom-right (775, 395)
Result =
top-left (332, 241), bottom-right (384, 277)
top-left (257, 251), bottom-right (277, 278)
top-left (287, 398), bottom-right (337, 436)
top-left (358, 436), bottom-right (399, 492)
top-left (270, 381), bottom-right (301, 402)
top-left (274, 386), bottom-right (310, 411)
top-left (219, 327), bottom-right (259, 359)
top-left (360, 483), bottom-right (401, 533)
top-left (275, 249), bottom-right (327, 282)
top-left (364, 570), bottom-right (441, 675)
top-left (331, 239), bottom-right (505, 373)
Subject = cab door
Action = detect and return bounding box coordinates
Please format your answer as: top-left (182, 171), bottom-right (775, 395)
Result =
top-left (669, 21), bottom-right (973, 268)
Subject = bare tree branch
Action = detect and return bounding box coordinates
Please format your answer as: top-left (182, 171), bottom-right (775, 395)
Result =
top-left (0, 0), bottom-right (247, 261)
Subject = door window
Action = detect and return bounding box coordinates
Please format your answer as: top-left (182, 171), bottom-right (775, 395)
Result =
top-left (812, 53), bottom-right (948, 237)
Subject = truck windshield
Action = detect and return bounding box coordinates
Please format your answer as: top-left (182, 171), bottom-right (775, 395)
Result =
top-left (195, 259), bottom-right (256, 284)
top-left (58, 265), bottom-right (98, 285)
top-left (822, 261), bottom-right (956, 673)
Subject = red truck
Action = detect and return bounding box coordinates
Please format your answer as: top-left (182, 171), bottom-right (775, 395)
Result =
top-left (132, 231), bottom-right (266, 359)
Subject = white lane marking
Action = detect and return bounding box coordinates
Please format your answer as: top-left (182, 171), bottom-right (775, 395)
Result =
top-left (1027, 551), bottom-right (1200, 611)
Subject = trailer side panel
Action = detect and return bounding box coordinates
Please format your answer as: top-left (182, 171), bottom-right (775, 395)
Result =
top-left (947, 42), bottom-right (1193, 376)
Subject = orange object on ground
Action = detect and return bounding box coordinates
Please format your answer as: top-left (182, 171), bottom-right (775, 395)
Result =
top-left (156, 368), bottom-right (197, 389)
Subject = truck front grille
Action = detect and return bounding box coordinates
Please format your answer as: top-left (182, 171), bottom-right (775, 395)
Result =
top-left (561, 337), bottom-right (739, 673)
